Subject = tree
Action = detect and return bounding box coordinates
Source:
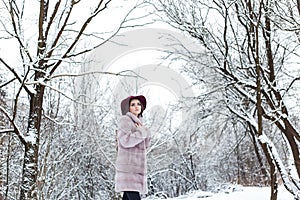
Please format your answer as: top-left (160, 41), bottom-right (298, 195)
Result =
top-left (0, 0), bottom-right (138, 199)
top-left (0, 74), bottom-right (8, 199)
top-left (154, 0), bottom-right (300, 199)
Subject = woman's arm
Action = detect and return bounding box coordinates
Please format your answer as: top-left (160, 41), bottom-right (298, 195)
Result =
top-left (118, 116), bottom-right (150, 148)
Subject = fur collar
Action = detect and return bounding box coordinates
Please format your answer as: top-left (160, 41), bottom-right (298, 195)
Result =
top-left (126, 112), bottom-right (143, 124)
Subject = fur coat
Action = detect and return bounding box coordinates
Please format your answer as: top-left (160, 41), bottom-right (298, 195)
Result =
top-left (115, 111), bottom-right (151, 194)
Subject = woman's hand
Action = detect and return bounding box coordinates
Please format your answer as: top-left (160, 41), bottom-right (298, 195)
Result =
top-left (135, 123), bottom-right (143, 127)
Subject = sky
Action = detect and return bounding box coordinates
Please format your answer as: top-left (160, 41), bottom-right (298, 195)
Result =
top-left (0, 0), bottom-right (195, 110)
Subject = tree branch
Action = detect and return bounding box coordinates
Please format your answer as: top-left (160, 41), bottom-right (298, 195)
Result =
top-left (0, 58), bottom-right (33, 95)
top-left (7, 1), bottom-right (33, 62)
top-left (49, 70), bottom-right (147, 80)
top-left (0, 78), bottom-right (16, 88)
top-left (0, 129), bottom-right (15, 135)
top-left (0, 105), bottom-right (25, 145)
top-left (49, 0), bottom-right (112, 76)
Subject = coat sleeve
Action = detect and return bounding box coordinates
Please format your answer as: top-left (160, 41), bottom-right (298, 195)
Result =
top-left (144, 127), bottom-right (151, 149)
top-left (118, 116), bottom-right (151, 148)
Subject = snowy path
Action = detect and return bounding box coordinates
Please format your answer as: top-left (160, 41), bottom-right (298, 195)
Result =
top-left (145, 186), bottom-right (294, 200)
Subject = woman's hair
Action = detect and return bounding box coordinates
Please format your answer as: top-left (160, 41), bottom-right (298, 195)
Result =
top-left (129, 97), bottom-right (144, 117)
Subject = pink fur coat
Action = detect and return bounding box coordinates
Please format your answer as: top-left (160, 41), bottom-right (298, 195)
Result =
top-left (115, 112), bottom-right (151, 194)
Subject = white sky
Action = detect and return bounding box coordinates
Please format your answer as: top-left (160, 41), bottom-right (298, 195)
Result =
top-left (1, 0), bottom-right (299, 119)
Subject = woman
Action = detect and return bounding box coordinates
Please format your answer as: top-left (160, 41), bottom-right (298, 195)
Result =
top-left (115, 95), bottom-right (151, 200)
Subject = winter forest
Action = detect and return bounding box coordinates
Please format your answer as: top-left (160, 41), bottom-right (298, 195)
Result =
top-left (0, 0), bottom-right (300, 200)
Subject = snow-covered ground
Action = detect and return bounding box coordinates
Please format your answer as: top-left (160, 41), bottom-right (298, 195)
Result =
top-left (145, 185), bottom-right (294, 200)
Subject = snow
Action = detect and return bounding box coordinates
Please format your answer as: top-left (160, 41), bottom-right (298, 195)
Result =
top-left (258, 134), bottom-right (298, 194)
top-left (144, 186), bottom-right (294, 200)
top-left (258, 134), bottom-right (268, 144)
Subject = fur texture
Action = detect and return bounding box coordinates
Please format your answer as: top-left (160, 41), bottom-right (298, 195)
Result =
top-left (115, 112), bottom-right (151, 194)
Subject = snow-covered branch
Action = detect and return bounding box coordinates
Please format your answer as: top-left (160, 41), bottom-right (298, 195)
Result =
top-left (49, 70), bottom-right (147, 80)
top-left (0, 105), bottom-right (25, 144)
top-left (259, 133), bottom-right (300, 196)
top-left (0, 58), bottom-right (33, 95)
top-left (0, 129), bottom-right (14, 134)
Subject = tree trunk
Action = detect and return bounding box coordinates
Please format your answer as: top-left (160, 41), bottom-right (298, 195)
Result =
top-left (283, 119), bottom-right (300, 178)
top-left (0, 136), bottom-right (4, 199)
top-left (249, 126), bottom-right (268, 185)
top-left (270, 160), bottom-right (278, 200)
top-left (260, 141), bottom-right (278, 200)
top-left (20, 84), bottom-right (45, 200)
top-left (297, 0), bottom-right (300, 17)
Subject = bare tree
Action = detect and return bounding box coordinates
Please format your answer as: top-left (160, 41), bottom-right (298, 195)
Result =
top-left (153, 0), bottom-right (300, 199)
top-left (0, 0), bottom-right (142, 199)
top-left (0, 74), bottom-right (8, 200)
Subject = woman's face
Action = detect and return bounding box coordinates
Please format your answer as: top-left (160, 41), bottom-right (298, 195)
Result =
top-left (129, 99), bottom-right (142, 116)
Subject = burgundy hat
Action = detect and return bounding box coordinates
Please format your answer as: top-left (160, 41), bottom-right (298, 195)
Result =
top-left (120, 95), bottom-right (147, 115)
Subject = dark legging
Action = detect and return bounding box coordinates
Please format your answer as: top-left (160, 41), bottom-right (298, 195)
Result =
top-left (122, 191), bottom-right (141, 200)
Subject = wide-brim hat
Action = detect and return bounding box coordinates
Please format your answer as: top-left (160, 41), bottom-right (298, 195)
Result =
top-left (121, 95), bottom-right (147, 115)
